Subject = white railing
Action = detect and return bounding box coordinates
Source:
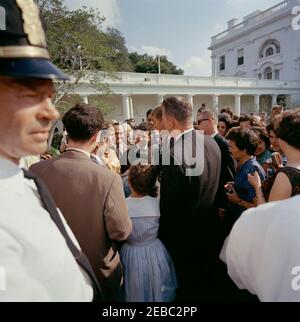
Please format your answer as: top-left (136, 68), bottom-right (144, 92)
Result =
top-left (80, 72), bottom-right (300, 89)
top-left (211, 0), bottom-right (289, 44)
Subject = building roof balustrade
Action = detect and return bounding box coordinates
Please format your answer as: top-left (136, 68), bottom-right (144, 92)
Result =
top-left (210, 0), bottom-right (289, 47)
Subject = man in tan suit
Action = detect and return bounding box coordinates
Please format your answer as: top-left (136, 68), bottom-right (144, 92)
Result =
top-left (31, 103), bottom-right (132, 301)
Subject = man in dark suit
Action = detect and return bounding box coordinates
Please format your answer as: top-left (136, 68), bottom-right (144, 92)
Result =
top-left (197, 110), bottom-right (236, 239)
top-left (30, 103), bottom-right (132, 302)
top-left (196, 110), bottom-right (259, 302)
top-left (158, 97), bottom-right (222, 301)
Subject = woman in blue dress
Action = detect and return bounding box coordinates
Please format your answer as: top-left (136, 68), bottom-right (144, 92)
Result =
top-left (120, 164), bottom-right (177, 302)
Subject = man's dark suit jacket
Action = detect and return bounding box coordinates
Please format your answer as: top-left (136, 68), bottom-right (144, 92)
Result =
top-left (213, 133), bottom-right (238, 242)
top-left (213, 133), bottom-right (236, 207)
top-left (158, 130), bottom-right (222, 301)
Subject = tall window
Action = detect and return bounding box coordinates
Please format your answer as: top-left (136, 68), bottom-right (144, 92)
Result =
top-left (237, 49), bottom-right (244, 66)
top-left (274, 70), bottom-right (280, 80)
top-left (264, 67), bottom-right (273, 80)
top-left (220, 55), bottom-right (225, 71)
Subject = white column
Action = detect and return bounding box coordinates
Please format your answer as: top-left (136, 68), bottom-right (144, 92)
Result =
top-left (187, 94), bottom-right (194, 109)
top-left (122, 94), bottom-right (131, 120)
top-left (212, 94), bottom-right (219, 114)
top-left (81, 95), bottom-right (89, 104)
top-left (157, 94), bottom-right (164, 105)
top-left (187, 94), bottom-right (195, 119)
top-left (129, 96), bottom-right (134, 119)
top-left (212, 56), bottom-right (217, 77)
top-left (254, 95), bottom-right (260, 115)
top-left (272, 94), bottom-right (278, 107)
top-left (234, 94), bottom-right (241, 116)
top-left (286, 95), bottom-right (293, 108)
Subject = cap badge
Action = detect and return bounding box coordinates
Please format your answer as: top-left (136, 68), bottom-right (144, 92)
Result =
top-left (16, 0), bottom-right (47, 47)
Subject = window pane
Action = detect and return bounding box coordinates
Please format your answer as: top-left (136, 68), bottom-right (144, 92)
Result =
top-left (238, 56), bottom-right (244, 65)
top-left (220, 55), bottom-right (225, 71)
top-left (237, 49), bottom-right (244, 65)
top-left (266, 47), bottom-right (274, 57)
top-left (264, 67), bottom-right (273, 80)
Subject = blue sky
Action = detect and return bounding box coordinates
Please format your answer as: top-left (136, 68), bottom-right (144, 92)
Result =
top-left (65, 0), bottom-right (280, 76)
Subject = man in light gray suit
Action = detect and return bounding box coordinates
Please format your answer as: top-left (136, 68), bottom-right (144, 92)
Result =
top-left (31, 103), bottom-right (132, 302)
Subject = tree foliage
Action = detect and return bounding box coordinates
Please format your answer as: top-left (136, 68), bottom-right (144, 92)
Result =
top-left (37, 0), bottom-right (183, 75)
top-left (36, 0), bottom-right (184, 147)
top-left (129, 52), bottom-right (184, 75)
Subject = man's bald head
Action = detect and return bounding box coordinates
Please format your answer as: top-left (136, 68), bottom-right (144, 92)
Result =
top-left (196, 110), bottom-right (218, 135)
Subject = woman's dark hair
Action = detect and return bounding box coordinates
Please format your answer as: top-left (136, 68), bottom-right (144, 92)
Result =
top-left (238, 114), bottom-right (251, 124)
top-left (128, 164), bottom-right (158, 197)
top-left (218, 114), bottom-right (232, 131)
top-left (220, 107), bottom-right (233, 119)
top-left (252, 126), bottom-right (271, 149)
top-left (275, 108), bottom-right (300, 149)
top-left (62, 103), bottom-right (104, 141)
top-left (226, 127), bottom-right (260, 155)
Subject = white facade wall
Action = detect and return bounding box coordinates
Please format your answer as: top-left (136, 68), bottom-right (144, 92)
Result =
top-left (209, 0), bottom-right (300, 102)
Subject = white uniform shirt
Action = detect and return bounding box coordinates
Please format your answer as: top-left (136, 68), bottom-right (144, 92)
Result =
top-left (221, 196), bottom-right (300, 302)
top-left (0, 158), bottom-right (93, 302)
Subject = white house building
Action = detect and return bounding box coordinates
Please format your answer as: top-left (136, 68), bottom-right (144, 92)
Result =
top-left (73, 72), bottom-right (300, 122)
top-left (209, 0), bottom-right (300, 105)
top-left (69, 0), bottom-right (300, 122)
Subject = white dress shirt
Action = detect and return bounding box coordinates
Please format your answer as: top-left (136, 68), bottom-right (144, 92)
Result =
top-left (175, 128), bottom-right (194, 142)
top-left (0, 158), bottom-right (93, 302)
top-left (221, 196), bottom-right (300, 302)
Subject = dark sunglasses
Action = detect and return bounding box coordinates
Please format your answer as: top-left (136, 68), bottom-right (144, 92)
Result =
top-left (197, 118), bottom-right (210, 125)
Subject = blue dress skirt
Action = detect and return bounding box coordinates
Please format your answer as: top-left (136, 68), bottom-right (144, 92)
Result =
top-left (120, 196), bottom-right (177, 302)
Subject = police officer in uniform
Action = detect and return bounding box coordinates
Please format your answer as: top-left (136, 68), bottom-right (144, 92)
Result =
top-left (0, 0), bottom-right (103, 301)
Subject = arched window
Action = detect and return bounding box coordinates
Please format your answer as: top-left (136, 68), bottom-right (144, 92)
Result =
top-left (259, 39), bottom-right (281, 59)
top-left (264, 67), bottom-right (273, 80)
top-left (266, 47), bottom-right (274, 57)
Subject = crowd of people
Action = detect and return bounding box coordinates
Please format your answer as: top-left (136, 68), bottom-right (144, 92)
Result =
top-left (19, 98), bottom-right (300, 302)
top-left (1, 0), bottom-right (300, 303)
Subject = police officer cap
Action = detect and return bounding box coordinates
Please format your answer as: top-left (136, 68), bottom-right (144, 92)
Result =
top-left (0, 0), bottom-right (69, 80)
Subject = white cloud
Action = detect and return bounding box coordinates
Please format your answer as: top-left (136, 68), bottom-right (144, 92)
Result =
top-left (141, 46), bottom-right (171, 57)
top-left (182, 51), bottom-right (212, 76)
top-left (129, 45), bottom-right (172, 58)
top-left (65, 0), bottom-right (121, 28)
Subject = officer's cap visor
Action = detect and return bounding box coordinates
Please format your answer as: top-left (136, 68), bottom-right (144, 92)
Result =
top-left (0, 58), bottom-right (70, 81)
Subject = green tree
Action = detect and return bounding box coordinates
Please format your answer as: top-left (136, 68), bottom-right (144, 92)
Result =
top-left (36, 0), bottom-right (126, 105)
top-left (105, 28), bottom-right (134, 72)
top-left (36, 0), bottom-right (121, 146)
top-left (129, 52), bottom-right (184, 75)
